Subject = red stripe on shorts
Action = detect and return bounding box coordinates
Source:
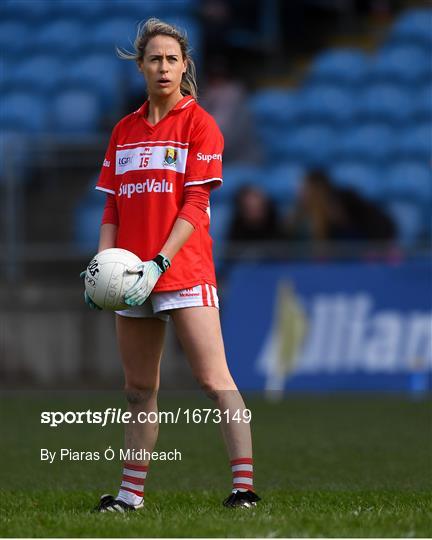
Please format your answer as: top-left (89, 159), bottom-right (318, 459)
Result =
top-left (201, 284), bottom-right (209, 306)
top-left (210, 286), bottom-right (217, 307)
top-left (207, 284), bottom-right (213, 306)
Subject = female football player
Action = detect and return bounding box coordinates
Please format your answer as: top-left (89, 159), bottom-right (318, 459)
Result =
top-left (83, 18), bottom-right (260, 512)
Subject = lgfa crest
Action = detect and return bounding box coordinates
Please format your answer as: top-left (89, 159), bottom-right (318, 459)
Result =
top-left (163, 147), bottom-right (177, 166)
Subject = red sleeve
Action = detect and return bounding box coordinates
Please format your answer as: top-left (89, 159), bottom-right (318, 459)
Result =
top-left (96, 127), bottom-right (117, 195)
top-left (184, 112), bottom-right (224, 190)
top-left (178, 184), bottom-right (211, 229)
top-left (101, 194), bottom-right (119, 226)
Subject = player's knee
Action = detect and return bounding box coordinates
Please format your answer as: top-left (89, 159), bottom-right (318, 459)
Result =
top-left (200, 381), bottom-right (219, 401)
top-left (197, 375), bottom-right (235, 401)
top-left (124, 384), bottom-right (158, 405)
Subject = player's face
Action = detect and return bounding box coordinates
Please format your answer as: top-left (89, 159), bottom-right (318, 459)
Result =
top-left (139, 35), bottom-right (187, 99)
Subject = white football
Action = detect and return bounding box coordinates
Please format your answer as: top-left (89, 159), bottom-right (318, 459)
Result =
top-left (84, 248), bottom-right (142, 310)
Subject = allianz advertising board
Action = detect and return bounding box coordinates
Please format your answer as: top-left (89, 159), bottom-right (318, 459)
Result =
top-left (222, 260), bottom-right (431, 392)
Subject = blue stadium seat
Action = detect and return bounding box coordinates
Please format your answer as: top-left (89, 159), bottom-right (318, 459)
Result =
top-left (0, 56), bottom-right (9, 92)
top-left (51, 88), bottom-right (101, 133)
top-left (385, 162), bottom-right (432, 201)
top-left (209, 202), bottom-right (233, 244)
top-left (249, 89), bottom-right (299, 127)
top-left (34, 19), bottom-right (85, 55)
top-left (81, 177), bottom-right (103, 205)
top-left (354, 84), bottom-right (415, 125)
top-left (54, 0), bottom-right (106, 19)
top-left (88, 17), bottom-right (140, 53)
top-left (1, 91), bottom-right (48, 132)
top-left (335, 123), bottom-right (395, 164)
top-left (100, 0), bottom-right (155, 21)
top-left (1, 0), bottom-right (53, 20)
top-left (109, 0), bottom-right (198, 16)
top-left (252, 127), bottom-right (284, 163)
top-left (9, 55), bottom-right (63, 93)
top-left (0, 20), bottom-right (29, 55)
top-left (389, 8), bottom-right (432, 47)
top-left (62, 54), bottom-right (123, 109)
top-left (249, 90), bottom-right (300, 150)
top-left (265, 165), bottom-right (305, 201)
top-left (0, 131), bottom-right (30, 184)
top-left (298, 85), bottom-right (355, 124)
top-left (308, 49), bottom-right (370, 86)
top-left (413, 82), bottom-right (432, 121)
top-left (127, 62), bottom-right (147, 97)
top-left (330, 163), bottom-right (383, 200)
top-left (212, 165), bottom-right (263, 202)
top-left (369, 45), bottom-right (430, 84)
top-left (386, 200), bottom-right (424, 246)
top-left (395, 123), bottom-right (432, 161)
top-left (274, 124), bottom-right (336, 166)
top-left (74, 201), bottom-right (104, 253)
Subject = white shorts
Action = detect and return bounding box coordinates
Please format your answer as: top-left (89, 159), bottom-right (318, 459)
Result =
top-left (116, 283), bottom-right (219, 321)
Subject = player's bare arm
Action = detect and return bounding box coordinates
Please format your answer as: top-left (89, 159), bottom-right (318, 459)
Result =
top-left (159, 217), bottom-right (194, 261)
top-left (98, 223), bottom-right (118, 251)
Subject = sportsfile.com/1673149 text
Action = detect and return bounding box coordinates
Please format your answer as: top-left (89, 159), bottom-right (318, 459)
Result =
top-left (40, 408), bottom-right (252, 428)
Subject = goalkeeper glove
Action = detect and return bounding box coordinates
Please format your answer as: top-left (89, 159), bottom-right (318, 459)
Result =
top-left (124, 253), bottom-right (171, 306)
top-left (80, 270), bottom-right (102, 310)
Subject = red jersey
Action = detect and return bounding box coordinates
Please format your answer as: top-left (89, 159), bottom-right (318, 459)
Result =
top-left (96, 96), bottom-right (224, 292)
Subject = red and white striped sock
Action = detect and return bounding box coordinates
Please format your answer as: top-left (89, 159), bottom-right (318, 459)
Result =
top-left (231, 457), bottom-right (254, 492)
top-left (116, 462), bottom-right (148, 506)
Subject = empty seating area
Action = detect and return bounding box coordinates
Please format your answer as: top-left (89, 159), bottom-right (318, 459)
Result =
top-left (220, 8), bottom-right (432, 246)
top-left (1, 3), bottom-right (430, 250)
top-left (0, 0), bottom-right (200, 133)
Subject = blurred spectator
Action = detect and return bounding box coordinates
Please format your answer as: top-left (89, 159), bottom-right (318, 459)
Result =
top-left (227, 184), bottom-right (281, 242)
top-left (285, 170), bottom-right (396, 243)
top-left (200, 57), bottom-right (261, 164)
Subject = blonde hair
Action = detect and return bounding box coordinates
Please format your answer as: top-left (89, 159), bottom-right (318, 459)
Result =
top-left (117, 17), bottom-right (198, 99)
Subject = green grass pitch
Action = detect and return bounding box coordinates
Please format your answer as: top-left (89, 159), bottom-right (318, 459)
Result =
top-left (0, 392), bottom-right (431, 537)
